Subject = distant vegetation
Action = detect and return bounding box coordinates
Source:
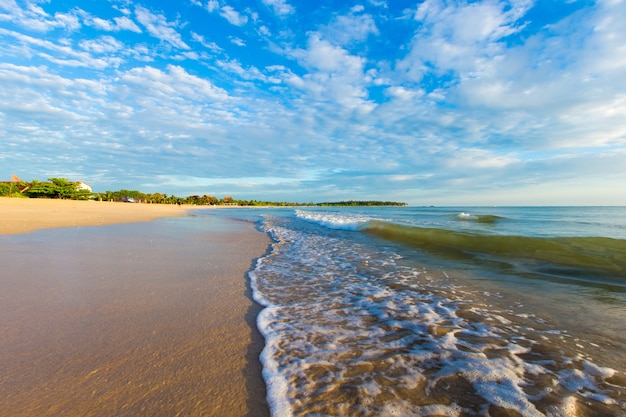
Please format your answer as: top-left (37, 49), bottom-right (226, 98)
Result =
top-left (1, 178), bottom-right (406, 206)
top-left (316, 200), bottom-right (407, 206)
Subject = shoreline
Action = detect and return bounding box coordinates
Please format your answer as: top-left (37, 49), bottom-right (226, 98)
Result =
top-left (0, 198), bottom-right (271, 416)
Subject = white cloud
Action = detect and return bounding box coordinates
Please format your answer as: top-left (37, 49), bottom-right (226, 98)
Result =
top-left (379, 0), bottom-right (626, 163)
top-left (77, 9), bottom-right (141, 33)
top-left (368, 0), bottom-right (388, 8)
top-left (207, 0), bottom-right (219, 13)
top-left (0, 0), bottom-right (81, 32)
top-left (37, 52), bottom-right (110, 69)
top-left (89, 17), bottom-right (115, 31)
top-left (119, 65), bottom-right (229, 102)
top-left (322, 11), bottom-right (378, 45)
top-left (445, 0), bottom-right (626, 149)
top-left (230, 36), bottom-right (246, 47)
top-left (53, 12), bottom-right (81, 31)
top-left (0, 27), bottom-right (114, 69)
top-left (1, 60), bottom-right (257, 185)
top-left (0, 63), bottom-right (104, 94)
top-left (216, 59), bottom-right (269, 82)
top-left (399, 0), bottom-right (532, 81)
top-left (445, 148), bottom-right (519, 169)
top-left (296, 34), bottom-right (364, 73)
top-left (385, 86), bottom-right (423, 101)
top-left (114, 16), bottom-right (142, 33)
top-left (135, 6), bottom-right (189, 49)
top-left (79, 36), bottom-right (123, 54)
top-left (0, 63), bottom-right (107, 147)
top-left (258, 25), bottom-right (271, 36)
top-left (191, 32), bottom-right (222, 51)
top-left (0, 0), bottom-right (20, 14)
top-left (262, 0), bottom-right (295, 16)
top-left (287, 34), bottom-right (375, 113)
top-left (220, 5), bottom-right (248, 26)
top-left (415, 0), bottom-right (531, 43)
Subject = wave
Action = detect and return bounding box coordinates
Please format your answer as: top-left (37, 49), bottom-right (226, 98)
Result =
top-left (455, 212), bottom-right (504, 224)
top-left (295, 209), bottom-right (372, 231)
top-left (364, 221), bottom-right (626, 282)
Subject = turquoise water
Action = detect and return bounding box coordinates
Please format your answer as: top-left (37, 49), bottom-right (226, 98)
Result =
top-left (202, 206), bottom-right (626, 416)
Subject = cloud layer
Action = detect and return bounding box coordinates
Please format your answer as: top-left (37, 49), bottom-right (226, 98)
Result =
top-left (1, 0), bottom-right (625, 205)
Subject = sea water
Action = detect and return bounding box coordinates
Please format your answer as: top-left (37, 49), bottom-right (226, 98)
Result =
top-left (199, 206), bottom-right (626, 416)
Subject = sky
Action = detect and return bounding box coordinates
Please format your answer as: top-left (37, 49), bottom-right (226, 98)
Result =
top-left (1, 0), bottom-right (625, 205)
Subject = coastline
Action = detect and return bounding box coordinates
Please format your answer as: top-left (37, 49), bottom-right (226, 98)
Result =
top-left (0, 198), bottom-right (270, 416)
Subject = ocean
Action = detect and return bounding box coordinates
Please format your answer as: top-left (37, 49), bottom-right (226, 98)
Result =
top-left (200, 206), bottom-right (626, 417)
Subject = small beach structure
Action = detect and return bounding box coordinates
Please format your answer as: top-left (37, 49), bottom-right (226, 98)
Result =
top-left (76, 181), bottom-right (93, 192)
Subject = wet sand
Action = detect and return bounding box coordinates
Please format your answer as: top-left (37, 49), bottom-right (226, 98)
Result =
top-left (0, 199), bottom-right (271, 416)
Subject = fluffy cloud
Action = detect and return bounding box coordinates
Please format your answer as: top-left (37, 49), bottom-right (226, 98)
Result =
top-left (119, 65), bottom-right (229, 102)
top-left (387, 0), bottom-right (626, 156)
top-left (114, 16), bottom-right (142, 33)
top-left (398, 0), bottom-right (532, 81)
top-left (288, 34), bottom-right (373, 110)
top-left (135, 6), bottom-right (189, 49)
top-left (0, 27), bottom-right (114, 69)
top-left (79, 36), bottom-right (124, 54)
top-left (220, 5), bottom-right (248, 26)
top-left (191, 32), bottom-right (222, 51)
top-left (86, 15), bottom-right (142, 33)
top-left (262, 0), bottom-right (295, 16)
top-left (207, 0), bottom-right (219, 13)
top-left (0, 0), bottom-right (81, 31)
top-left (321, 10), bottom-right (378, 45)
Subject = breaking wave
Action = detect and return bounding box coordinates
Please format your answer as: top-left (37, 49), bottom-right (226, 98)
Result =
top-left (364, 221), bottom-right (626, 282)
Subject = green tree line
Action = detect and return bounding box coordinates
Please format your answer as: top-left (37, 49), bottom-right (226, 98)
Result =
top-left (1, 178), bottom-right (92, 200)
top-left (2, 178), bottom-right (406, 206)
top-left (316, 200), bottom-right (407, 206)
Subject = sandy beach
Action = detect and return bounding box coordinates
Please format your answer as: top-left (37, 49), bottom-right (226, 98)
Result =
top-left (0, 198), bottom-right (271, 416)
top-left (0, 198), bottom-right (189, 234)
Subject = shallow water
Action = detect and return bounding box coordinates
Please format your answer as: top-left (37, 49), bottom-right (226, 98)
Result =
top-left (203, 207), bottom-right (626, 416)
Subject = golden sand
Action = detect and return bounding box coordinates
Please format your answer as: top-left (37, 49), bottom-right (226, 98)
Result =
top-left (0, 197), bottom-right (188, 234)
top-left (0, 198), bottom-right (270, 416)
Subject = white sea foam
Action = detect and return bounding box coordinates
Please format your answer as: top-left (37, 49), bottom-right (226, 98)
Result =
top-left (249, 215), bottom-right (626, 416)
top-left (257, 306), bottom-right (293, 417)
top-left (295, 209), bottom-right (372, 231)
top-left (458, 212), bottom-right (474, 220)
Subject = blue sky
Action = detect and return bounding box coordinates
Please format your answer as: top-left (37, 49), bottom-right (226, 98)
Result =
top-left (1, 0), bottom-right (625, 205)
